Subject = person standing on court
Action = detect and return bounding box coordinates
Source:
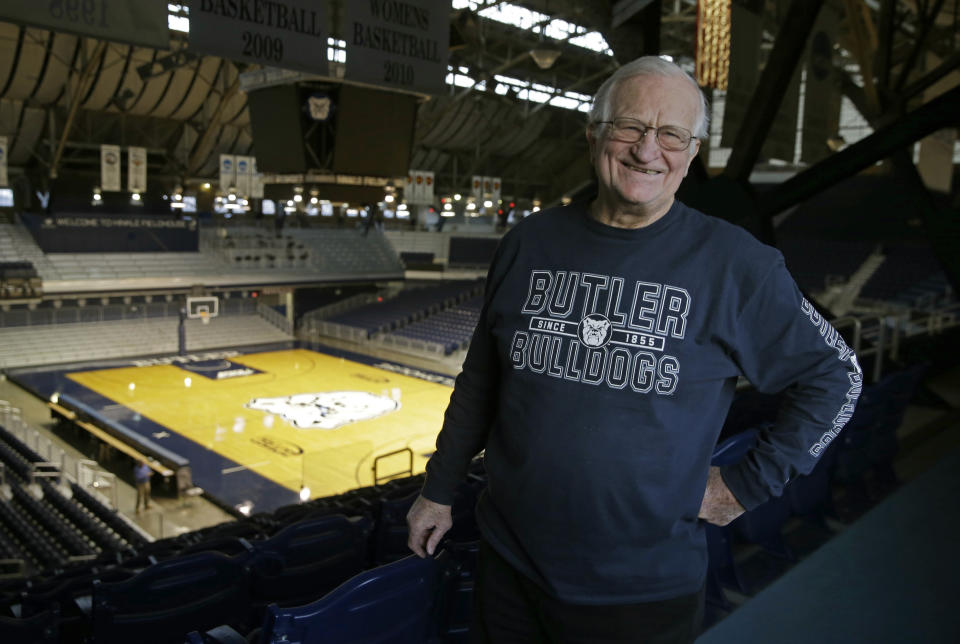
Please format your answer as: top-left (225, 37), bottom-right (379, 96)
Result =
top-left (134, 459), bottom-right (152, 513)
top-left (407, 56), bottom-right (862, 642)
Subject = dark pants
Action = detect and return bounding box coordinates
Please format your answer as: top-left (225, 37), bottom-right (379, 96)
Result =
top-left (471, 540), bottom-right (704, 644)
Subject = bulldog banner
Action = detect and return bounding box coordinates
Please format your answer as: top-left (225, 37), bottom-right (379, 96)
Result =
top-left (100, 144), bottom-right (121, 192)
top-left (128, 146), bottom-right (147, 193)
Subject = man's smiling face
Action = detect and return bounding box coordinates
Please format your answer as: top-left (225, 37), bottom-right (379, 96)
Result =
top-left (588, 74), bottom-right (701, 224)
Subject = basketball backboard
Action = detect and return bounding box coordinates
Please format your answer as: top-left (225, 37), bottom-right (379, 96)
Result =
top-left (186, 296), bottom-right (219, 322)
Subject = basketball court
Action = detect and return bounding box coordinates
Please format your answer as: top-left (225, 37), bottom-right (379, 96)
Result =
top-left (11, 342), bottom-right (456, 515)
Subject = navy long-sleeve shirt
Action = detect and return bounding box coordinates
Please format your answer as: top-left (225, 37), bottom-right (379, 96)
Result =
top-left (422, 200), bottom-right (862, 604)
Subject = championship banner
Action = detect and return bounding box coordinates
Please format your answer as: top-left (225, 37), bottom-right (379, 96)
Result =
top-left (471, 175), bottom-right (483, 201)
top-left (0, 1), bottom-right (168, 49)
top-left (421, 170), bottom-right (435, 205)
top-left (100, 144), bottom-right (121, 192)
top-left (407, 170), bottom-right (423, 204)
top-left (188, 0), bottom-right (328, 75)
top-left (404, 172), bottom-right (417, 203)
top-left (219, 154), bottom-right (236, 193)
top-left (487, 176), bottom-right (502, 205)
top-left (0, 136), bottom-right (7, 187)
top-left (250, 158), bottom-right (264, 199)
top-left (236, 156), bottom-right (252, 197)
top-left (345, 0), bottom-right (450, 95)
top-left (127, 146), bottom-right (147, 193)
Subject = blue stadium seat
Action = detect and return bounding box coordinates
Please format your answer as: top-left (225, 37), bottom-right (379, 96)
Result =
top-left (21, 566), bottom-right (134, 642)
top-left (721, 426), bottom-right (794, 560)
top-left (706, 427), bottom-right (797, 592)
top-left (435, 541), bottom-right (479, 643)
top-left (91, 551), bottom-right (253, 643)
top-left (0, 607), bottom-right (58, 643)
top-left (786, 441), bottom-right (839, 523)
top-left (868, 365), bottom-right (926, 474)
top-left (250, 514), bottom-right (372, 607)
top-left (372, 488), bottom-right (419, 565)
top-left (705, 428), bottom-right (759, 596)
top-left (831, 377), bottom-right (888, 504)
top-left (259, 553), bottom-right (445, 644)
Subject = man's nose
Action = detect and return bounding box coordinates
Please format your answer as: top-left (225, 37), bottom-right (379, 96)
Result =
top-left (631, 128), bottom-right (660, 159)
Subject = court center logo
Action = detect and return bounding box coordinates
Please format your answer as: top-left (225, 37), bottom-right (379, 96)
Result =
top-left (578, 313), bottom-right (612, 347)
top-left (245, 391), bottom-right (400, 430)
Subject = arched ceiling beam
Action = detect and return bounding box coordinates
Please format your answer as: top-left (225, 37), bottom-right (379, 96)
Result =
top-left (758, 83), bottom-right (960, 217)
top-left (50, 40), bottom-right (106, 179)
top-left (186, 76), bottom-right (241, 175)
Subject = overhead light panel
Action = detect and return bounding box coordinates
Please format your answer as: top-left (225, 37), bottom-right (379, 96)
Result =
top-left (529, 47), bottom-right (561, 70)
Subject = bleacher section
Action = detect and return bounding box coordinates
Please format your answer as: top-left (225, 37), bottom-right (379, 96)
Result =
top-left (0, 422), bottom-right (145, 580)
top-left (201, 226), bottom-right (404, 277)
top-left (388, 294), bottom-right (483, 354)
top-left (302, 281), bottom-right (484, 357)
top-left (0, 261), bottom-right (42, 299)
top-left (0, 223), bottom-right (57, 279)
top-left (326, 282), bottom-right (479, 337)
top-left (44, 252), bottom-right (223, 281)
top-left (0, 221), bottom-right (404, 294)
top-left (0, 414), bottom-right (486, 643)
top-left (0, 302), bottom-right (293, 370)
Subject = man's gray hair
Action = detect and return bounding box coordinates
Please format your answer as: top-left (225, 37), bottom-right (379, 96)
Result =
top-left (589, 56), bottom-right (710, 139)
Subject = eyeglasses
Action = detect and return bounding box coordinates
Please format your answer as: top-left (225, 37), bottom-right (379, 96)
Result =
top-left (593, 118), bottom-right (696, 152)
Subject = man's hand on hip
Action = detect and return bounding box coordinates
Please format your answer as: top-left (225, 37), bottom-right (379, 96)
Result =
top-left (406, 494), bottom-right (453, 557)
top-left (698, 466), bottom-right (746, 526)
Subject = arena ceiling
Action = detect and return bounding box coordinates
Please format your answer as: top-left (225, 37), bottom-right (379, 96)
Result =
top-left (0, 0), bottom-right (957, 206)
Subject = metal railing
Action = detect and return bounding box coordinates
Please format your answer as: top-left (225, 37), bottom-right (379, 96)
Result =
top-left (0, 401), bottom-right (122, 510)
top-left (372, 447), bottom-right (414, 485)
top-left (257, 302), bottom-right (293, 335)
top-left (300, 293), bottom-right (382, 321)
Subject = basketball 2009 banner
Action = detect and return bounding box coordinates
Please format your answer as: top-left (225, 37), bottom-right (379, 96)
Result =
top-left (188, 0), bottom-right (328, 75)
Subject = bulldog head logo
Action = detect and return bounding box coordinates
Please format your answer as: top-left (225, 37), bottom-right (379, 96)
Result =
top-left (578, 314), bottom-right (612, 347)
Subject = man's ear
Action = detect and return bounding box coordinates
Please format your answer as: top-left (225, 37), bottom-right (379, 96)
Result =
top-left (683, 139), bottom-right (701, 176)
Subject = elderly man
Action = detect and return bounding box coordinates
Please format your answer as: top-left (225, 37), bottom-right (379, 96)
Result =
top-left (408, 56), bottom-right (861, 643)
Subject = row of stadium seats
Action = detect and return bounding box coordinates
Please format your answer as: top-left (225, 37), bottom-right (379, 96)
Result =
top-left (0, 314), bottom-right (293, 370)
top-left (0, 425), bottom-right (146, 580)
top-left (0, 461), bottom-right (486, 642)
top-left (0, 260), bottom-right (42, 299)
top-left (0, 223), bottom-right (404, 286)
top-left (327, 281), bottom-right (483, 338)
top-left (389, 295), bottom-right (484, 354)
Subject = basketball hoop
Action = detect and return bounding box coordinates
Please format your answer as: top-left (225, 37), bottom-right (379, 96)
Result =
top-left (200, 311), bottom-right (210, 325)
